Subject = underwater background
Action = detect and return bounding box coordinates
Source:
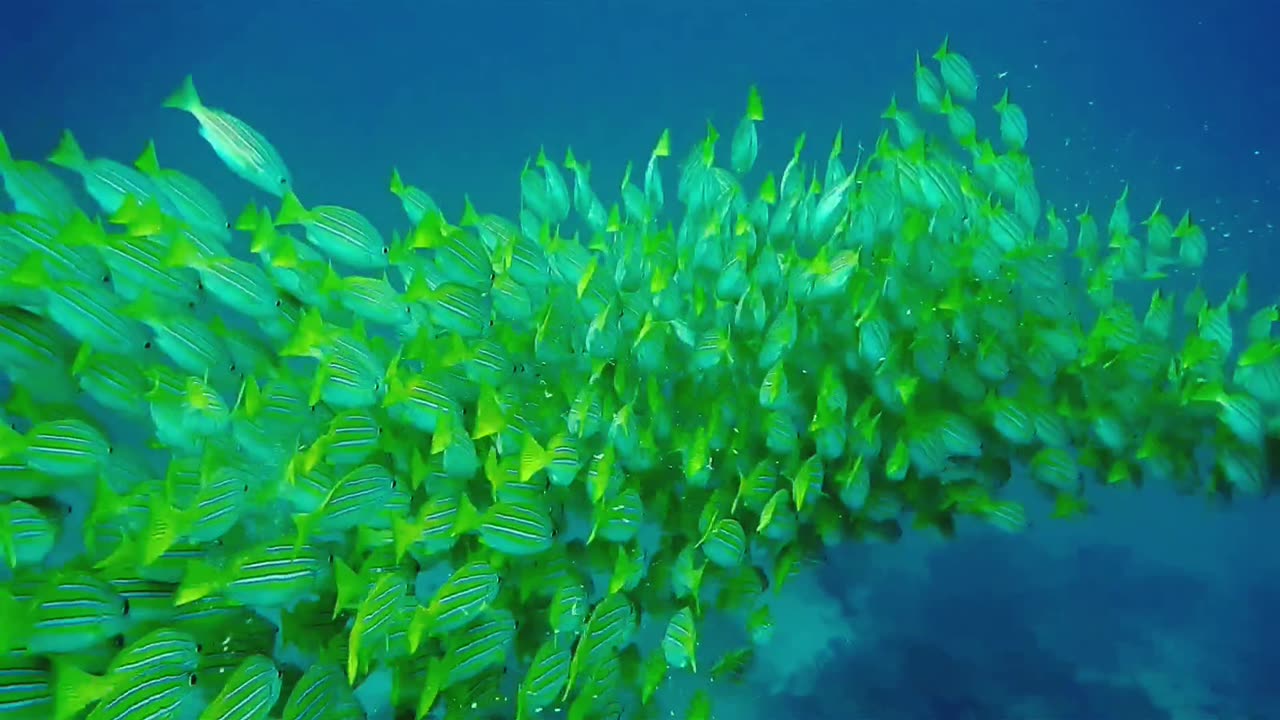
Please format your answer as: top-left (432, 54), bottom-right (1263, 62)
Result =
top-left (2, 0), bottom-right (1279, 718)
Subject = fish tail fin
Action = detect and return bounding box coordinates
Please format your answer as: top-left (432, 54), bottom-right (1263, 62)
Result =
top-left (0, 130), bottom-right (11, 165)
top-left (460, 195), bottom-right (480, 227)
top-left (319, 262), bottom-right (345, 296)
top-left (47, 130), bottom-right (86, 170)
top-left (414, 656), bottom-right (445, 720)
top-left (407, 605), bottom-right (432, 655)
top-left (141, 496), bottom-right (186, 565)
top-left (275, 190), bottom-right (308, 225)
top-left (518, 432), bottom-right (550, 482)
top-left (292, 512), bottom-right (317, 553)
top-left (52, 659), bottom-right (114, 720)
top-left (0, 423), bottom-right (28, 462)
top-left (453, 493), bottom-right (481, 537)
top-left (391, 514), bottom-right (420, 562)
top-left (174, 559), bottom-right (221, 605)
top-left (389, 167), bottom-right (405, 196)
top-left (163, 74), bottom-right (202, 112)
top-left (134, 139), bottom-right (161, 174)
top-left (332, 556), bottom-right (362, 619)
top-left (0, 588), bottom-right (24, 652)
top-left (164, 234), bottom-right (204, 270)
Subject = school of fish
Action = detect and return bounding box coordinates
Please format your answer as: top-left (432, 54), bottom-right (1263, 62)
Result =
top-left (0, 37), bottom-right (1275, 720)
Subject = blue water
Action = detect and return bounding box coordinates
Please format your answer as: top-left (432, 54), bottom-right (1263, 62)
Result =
top-left (3, 1), bottom-right (1279, 718)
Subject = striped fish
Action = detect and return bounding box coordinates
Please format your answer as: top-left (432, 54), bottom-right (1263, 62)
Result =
top-left (471, 497), bottom-right (554, 557)
top-left (281, 663), bottom-right (362, 720)
top-left (196, 655), bottom-right (280, 720)
top-left (413, 560), bottom-right (499, 644)
top-left (518, 638), bottom-right (571, 715)
top-left (276, 192), bottom-right (387, 270)
top-left (565, 593), bottom-right (634, 698)
top-left (0, 501), bottom-right (56, 569)
top-left (314, 410), bottom-right (382, 469)
top-left (139, 311), bottom-right (233, 379)
top-left (347, 574), bottom-right (410, 682)
top-left (699, 518), bottom-right (747, 569)
top-left (107, 628), bottom-right (200, 680)
top-left (295, 463), bottom-right (395, 544)
top-left (389, 168), bottom-right (440, 225)
top-left (47, 130), bottom-right (168, 216)
top-left (168, 246), bottom-right (280, 321)
top-left (544, 433), bottom-right (582, 488)
top-left (0, 308), bottom-right (75, 379)
top-left (103, 577), bottom-right (178, 626)
top-left (0, 655), bottom-right (53, 720)
top-left (312, 343), bottom-right (383, 411)
top-left (442, 609), bottom-right (515, 687)
top-left (74, 352), bottom-right (147, 418)
top-left (408, 281), bottom-right (491, 339)
top-left (17, 419), bottom-right (112, 479)
top-left (384, 374), bottom-right (460, 434)
top-left (26, 573), bottom-right (128, 655)
top-left (179, 542), bottom-right (329, 609)
top-left (391, 493), bottom-right (462, 560)
top-left (0, 131), bottom-right (77, 223)
top-left (548, 580), bottom-right (588, 635)
top-left (97, 235), bottom-right (199, 306)
top-left (163, 76), bottom-right (292, 197)
top-left (334, 274), bottom-right (410, 328)
top-left (589, 488), bottom-right (643, 544)
top-left (661, 607), bottom-right (698, 672)
top-left (419, 219), bottom-right (492, 290)
top-left (85, 671), bottom-right (196, 720)
top-left (36, 281), bottom-right (150, 358)
top-left (134, 141), bottom-right (230, 239)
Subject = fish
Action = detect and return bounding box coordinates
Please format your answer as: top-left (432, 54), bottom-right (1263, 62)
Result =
top-left (163, 76), bottom-right (293, 196)
top-left (0, 37), bottom-right (1269, 720)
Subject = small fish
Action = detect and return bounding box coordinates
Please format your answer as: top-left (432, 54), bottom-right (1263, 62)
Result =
top-left (164, 76), bottom-right (293, 196)
top-left (196, 655), bottom-right (281, 720)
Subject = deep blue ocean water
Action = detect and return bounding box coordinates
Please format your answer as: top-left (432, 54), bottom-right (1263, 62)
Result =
top-left (2, 1), bottom-right (1279, 718)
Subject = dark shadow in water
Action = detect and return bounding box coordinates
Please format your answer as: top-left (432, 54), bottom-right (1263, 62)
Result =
top-left (801, 533), bottom-right (1247, 720)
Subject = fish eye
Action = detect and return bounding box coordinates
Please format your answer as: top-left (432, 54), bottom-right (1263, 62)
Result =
top-left (390, 478), bottom-right (397, 489)
top-left (101, 274), bottom-right (110, 283)
top-left (382, 247), bottom-right (389, 255)
top-left (279, 177), bottom-right (288, 185)
top-left (121, 598), bottom-right (131, 615)
top-left (186, 301), bottom-right (196, 310)
top-left (197, 282), bottom-right (205, 291)
top-left (112, 634), bottom-right (125, 648)
top-left (188, 674), bottom-right (198, 686)
top-left (326, 553), bottom-right (335, 565)
top-left (195, 642), bottom-right (204, 653)
top-left (242, 483), bottom-right (250, 492)
top-left (277, 669), bottom-right (284, 679)
top-left (274, 299), bottom-right (282, 307)
top-left (143, 341), bottom-right (153, 350)
top-left (107, 446), bottom-right (115, 454)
